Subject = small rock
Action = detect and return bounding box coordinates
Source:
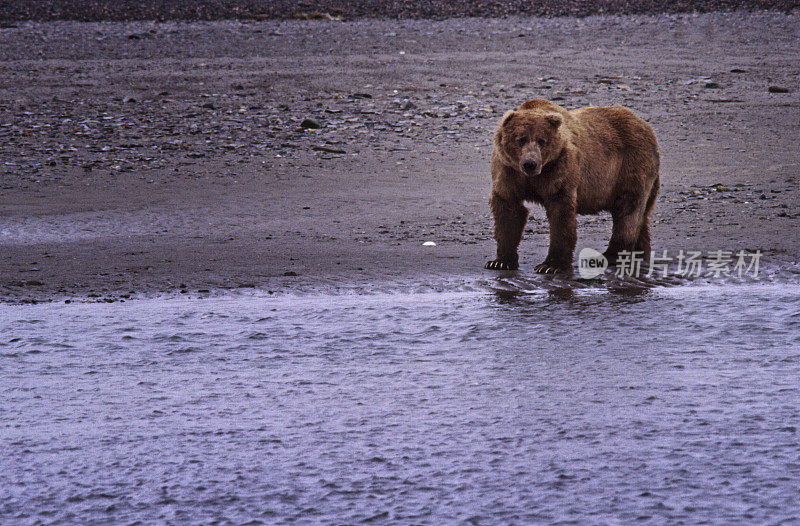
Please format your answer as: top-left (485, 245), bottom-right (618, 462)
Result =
top-left (768, 86), bottom-right (790, 93)
top-left (300, 118), bottom-right (321, 129)
top-left (283, 271), bottom-right (298, 276)
top-left (292, 11), bottom-right (341, 21)
top-left (312, 145), bottom-right (346, 154)
top-left (422, 241), bottom-right (436, 246)
top-left (122, 95), bottom-right (137, 103)
top-left (703, 82), bottom-right (720, 89)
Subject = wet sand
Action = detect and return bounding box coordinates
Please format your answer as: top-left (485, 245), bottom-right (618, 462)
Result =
top-left (1, 10), bottom-right (799, 302)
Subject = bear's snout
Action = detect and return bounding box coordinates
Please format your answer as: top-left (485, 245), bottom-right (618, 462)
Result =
top-left (519, 144), bottom-right (542, 176)
top-left (521, 160), bottom-right (540, 176)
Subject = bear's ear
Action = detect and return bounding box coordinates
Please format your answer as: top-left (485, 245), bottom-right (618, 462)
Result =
top-left (545, 113), bottom-right (563, 128)
top-left (500, 110), bottom-right (516, 128)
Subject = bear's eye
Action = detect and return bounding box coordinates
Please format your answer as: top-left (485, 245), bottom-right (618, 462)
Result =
top-left (537, 138), bottom-right (546, 147)
top-left (517, 136), bottom-right (527, 147)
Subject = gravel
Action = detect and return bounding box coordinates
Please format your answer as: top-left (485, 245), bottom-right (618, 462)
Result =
top-left (1, 0), bottom-right (799, 22)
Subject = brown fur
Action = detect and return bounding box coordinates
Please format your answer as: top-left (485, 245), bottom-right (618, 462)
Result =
top-left (485, 99), bottom-right (660, 273)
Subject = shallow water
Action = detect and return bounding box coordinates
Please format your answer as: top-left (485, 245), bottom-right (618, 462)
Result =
top-left (2, 277), bottom-right (800, 524)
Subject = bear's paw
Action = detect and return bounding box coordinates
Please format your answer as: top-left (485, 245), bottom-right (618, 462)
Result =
top-left (484, 260), bottom-right (518, 271)
top-left (534, 262), bottom-right (571, 274)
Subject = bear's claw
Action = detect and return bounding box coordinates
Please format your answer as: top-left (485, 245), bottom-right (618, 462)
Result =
top-left (534, 263), bottom-right (567, 274)
top-left (484, 260), bottom-right (518, 270)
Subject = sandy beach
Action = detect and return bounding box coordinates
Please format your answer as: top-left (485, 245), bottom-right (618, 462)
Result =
top-left (1, 10), bottom-right (799, 302)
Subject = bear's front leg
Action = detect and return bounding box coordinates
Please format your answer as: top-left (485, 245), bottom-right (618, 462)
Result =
top-left (536, 200), bottom-right (577, 274)
top-left (485, 193), bottom-right (528, 270)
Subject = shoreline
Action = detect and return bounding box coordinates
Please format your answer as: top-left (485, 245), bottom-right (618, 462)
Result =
top-left (1, 10), bottom-right (799, 303)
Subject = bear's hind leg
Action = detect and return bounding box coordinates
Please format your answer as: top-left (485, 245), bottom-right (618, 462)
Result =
top-left (634, 178), bottom-right (659, 256)
top-left (604, 207), bottom-right (646, 265)
top-left (635, 220), bottom-right (651, 255)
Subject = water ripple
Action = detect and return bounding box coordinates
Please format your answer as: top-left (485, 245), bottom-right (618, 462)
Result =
top-left (1, 278), bottom-right (799, 524)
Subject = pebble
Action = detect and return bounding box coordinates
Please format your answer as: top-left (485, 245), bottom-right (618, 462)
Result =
top-left (4, 1), bottom-right (797, 20)
top-left (300, 118), bottom-right (321, 129)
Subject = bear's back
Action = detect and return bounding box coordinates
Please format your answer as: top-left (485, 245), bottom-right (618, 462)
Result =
top-left (570, 105), bottom-right (657, 155)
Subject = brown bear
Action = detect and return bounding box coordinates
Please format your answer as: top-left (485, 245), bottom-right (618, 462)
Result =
top-left (484, 99), bottom-right (659, 273)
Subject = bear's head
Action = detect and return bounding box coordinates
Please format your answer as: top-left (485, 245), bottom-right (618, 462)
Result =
top-left (495, 109), bottom-right (564, 177)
